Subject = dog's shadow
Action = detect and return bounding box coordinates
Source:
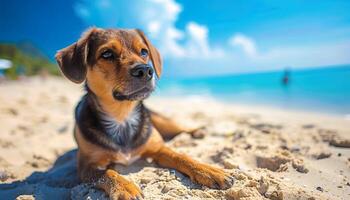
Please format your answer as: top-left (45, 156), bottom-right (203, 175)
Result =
top-left (0, 149), bottom-right (80, 200)
top-left (0, 149), bottom-right (200, 200)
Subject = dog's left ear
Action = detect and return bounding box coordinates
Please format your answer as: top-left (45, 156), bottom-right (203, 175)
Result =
top-left (55, 28), bottom-right (99, 83)
top-left (136, 29), bottom-right (162, 78)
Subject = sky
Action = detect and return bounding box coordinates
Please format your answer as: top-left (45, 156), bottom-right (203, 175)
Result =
top-left (0, 0), bottom-right (350, 77)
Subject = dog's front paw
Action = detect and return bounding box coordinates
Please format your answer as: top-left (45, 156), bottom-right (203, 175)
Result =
top-left (103, 170), bottom-right (143, 200)
top-left (109, 181), bottom-right (143, 200)
top-left (189, 127), bottom-right (207, 139)
top-left (189, 164), bottom-right (234, 189)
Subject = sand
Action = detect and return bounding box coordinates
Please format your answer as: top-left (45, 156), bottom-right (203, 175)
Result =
top-left (0, 77), bottom-right (349, 200)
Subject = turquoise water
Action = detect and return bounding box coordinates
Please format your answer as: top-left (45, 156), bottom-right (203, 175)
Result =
top-left (156, 65), bottom-right (350, 115)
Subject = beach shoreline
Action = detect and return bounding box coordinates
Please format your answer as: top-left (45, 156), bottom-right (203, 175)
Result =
top-left (0, 77), bottom-right (349, 200)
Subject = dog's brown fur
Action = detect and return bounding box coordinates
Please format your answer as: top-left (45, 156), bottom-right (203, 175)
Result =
top-left (56, 28), bottom-right (233, 200)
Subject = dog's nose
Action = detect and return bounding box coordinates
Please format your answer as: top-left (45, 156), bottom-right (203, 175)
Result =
top-left (130, 64), bottom-right (154, 80)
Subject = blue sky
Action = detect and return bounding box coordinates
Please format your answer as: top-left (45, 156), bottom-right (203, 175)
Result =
top-left (1, 0), bottom-right (350, 77)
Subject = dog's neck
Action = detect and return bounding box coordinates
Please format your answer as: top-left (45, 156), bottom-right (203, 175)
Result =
top-left (85, 84), bottom-right (138, 123)
top-left (98, 97), bottom-right (138, 123)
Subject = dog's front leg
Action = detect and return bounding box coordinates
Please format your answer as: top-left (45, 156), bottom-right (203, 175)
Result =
top-left (77, 151), bottom-right (143, 200)
top-left (143, 145), bottom-right (234, 189)
top-left (149, 110), bottom-right (206, 139)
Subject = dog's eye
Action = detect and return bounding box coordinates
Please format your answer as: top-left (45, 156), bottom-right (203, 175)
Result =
top-left (101, 50), bottom-right (114, 59)
top-left (140, 48), bottom-right (148, 58)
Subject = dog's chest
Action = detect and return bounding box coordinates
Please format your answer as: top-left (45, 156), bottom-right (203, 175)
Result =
top-left (99, 107), bottom-right (141, 146)
top-left (96, 151), bottom-right (141, 170)
top-left (99, 108), bottom-right (143, 165)
top-left (113, 151), bottom-right (141, 165)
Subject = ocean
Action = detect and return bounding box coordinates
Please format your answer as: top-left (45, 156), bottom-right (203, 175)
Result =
top-left (156, 65), bottom-right (350, 115)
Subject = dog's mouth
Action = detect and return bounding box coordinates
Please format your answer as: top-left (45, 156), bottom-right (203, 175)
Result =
top-left (112, 86), bottom-right (154, 101)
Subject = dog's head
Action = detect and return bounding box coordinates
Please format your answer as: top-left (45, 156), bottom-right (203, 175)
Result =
top-left (55, 28), bottom-right (162, 101)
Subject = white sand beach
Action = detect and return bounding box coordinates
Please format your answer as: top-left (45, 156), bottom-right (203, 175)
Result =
top-left (0, 77), bottom-right (349, 200)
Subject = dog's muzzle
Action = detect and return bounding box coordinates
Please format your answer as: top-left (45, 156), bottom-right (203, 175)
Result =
top-left (112, 64), bottom-right (155, 101)
top-left (129, 64), bottom-right (154, 81)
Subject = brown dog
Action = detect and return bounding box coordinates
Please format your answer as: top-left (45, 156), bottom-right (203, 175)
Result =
top-left (55, 28), bottom-right (233, 200)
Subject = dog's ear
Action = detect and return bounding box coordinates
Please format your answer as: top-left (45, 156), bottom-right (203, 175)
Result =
top-left (55, 28), bottom-right (99, 83)
top-left (136, 29), bottom-right (162, 78)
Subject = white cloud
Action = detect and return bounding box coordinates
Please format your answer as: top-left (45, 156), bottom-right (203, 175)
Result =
top-left (187, 22), bottom-right (209, 54)
top-left (183, 22), bottom-right (225, 58)
top-left (229, 33), bottom-right (257, 57)
top-left (147, 21), bottom-right (160, 35)
top-left (140, 0), bottom-right (186, 57)
top-left (74, 0), bottom-right (222, 59)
